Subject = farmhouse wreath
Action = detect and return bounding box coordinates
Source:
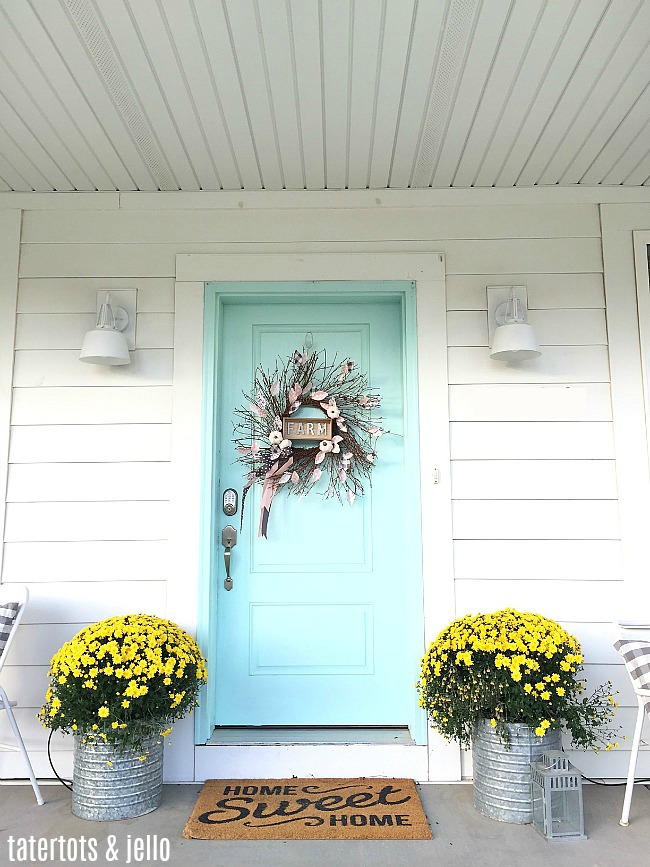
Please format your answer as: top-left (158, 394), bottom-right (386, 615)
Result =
top-left (234, 346), bottom-right (383, 538)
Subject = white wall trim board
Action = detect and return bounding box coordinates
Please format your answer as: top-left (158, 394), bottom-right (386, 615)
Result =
top-left (633, 230), bottom-right (650, 473)
top-left (0, 210), bottom-right (21, 579)
top-left (172, 251), bottom-right (459, 783)
top-left (2, 187), bottom-right (650, 212)
top-left (601, 204), bottom-right (650, 612)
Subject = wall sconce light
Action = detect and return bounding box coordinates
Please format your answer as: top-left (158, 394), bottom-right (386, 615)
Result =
top-left (79, 289), bottom-right (136, 365)
top-left (487, 285), bottom-right (541, 363)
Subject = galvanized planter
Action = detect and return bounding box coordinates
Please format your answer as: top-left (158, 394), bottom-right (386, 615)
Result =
top-left (72, 733), bottom-right (164, 821)
top-left (472, 718), bottom-right (562, 824)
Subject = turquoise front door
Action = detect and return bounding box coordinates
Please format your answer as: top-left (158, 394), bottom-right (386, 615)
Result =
top-left (205, 282), bottom-right (425, 743)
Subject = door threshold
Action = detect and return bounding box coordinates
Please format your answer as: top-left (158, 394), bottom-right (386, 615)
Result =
top-left (207, 726), bottom-right (415, 746)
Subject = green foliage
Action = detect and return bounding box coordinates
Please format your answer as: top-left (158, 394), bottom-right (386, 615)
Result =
top-left (39, 614), bottom-right (208, 754)
top-left (417, 608), bottom-right (619, 750)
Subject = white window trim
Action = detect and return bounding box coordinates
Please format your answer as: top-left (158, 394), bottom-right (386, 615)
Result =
top-left (633, 230), bottom-right (650, 472)
top-left (601, 205), bottom-right (650, 612)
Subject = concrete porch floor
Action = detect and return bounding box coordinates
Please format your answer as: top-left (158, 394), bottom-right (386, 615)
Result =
top-left (1, 781), bottom-right (649, 867)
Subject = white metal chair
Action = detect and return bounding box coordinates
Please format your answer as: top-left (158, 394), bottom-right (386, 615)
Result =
top-left (0, 584), bottom-right (44, 805)
top-left (614, 622), bottom-right (650, 826)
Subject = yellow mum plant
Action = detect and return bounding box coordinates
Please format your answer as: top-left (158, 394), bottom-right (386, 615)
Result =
top-left (39, 614), bottom-right (207, 753)
top-left (417, 608), bottom-right (618, 749)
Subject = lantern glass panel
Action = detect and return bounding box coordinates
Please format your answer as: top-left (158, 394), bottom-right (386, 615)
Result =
top-left (531, 752), bottom-right (586, 841)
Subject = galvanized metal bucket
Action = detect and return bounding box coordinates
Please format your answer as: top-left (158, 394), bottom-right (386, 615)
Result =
top-left (72, 733), bottom-right (164, 821)
top-left (472, 718), bottom-right (562, 824)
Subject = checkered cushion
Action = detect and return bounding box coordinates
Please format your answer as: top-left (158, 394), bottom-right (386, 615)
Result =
top-left (0, 602), bottom-right (19, 657)
top-left (614, 639), bottom-right (650, 714)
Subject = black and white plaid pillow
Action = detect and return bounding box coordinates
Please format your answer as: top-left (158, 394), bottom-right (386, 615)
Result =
top-left (0, 602), bottom-right (19, 657)
top-left (614, 639), bottom-right (650, 713)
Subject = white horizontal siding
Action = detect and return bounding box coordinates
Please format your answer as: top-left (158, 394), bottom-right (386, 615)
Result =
top-left (9, 424), bottom-right (171, 463)
top-left (4, 233), bottom-right (176, 784)
top-left (20, 205), bottom-right (601, 244)
top-left (452, 500), bottom-right (620, 541)
top-left (447, 272), bottom-right (604, 310)
top-left (450, 460), bottom-right (618, 500)
top-left (2, 540), bottom-right (169, 581)
top-left (453, 540), bottom-right (623, 581)
top-left (4, 501), bottom-right (169, 542)
top-left (17, 237), bottom-right (604, 278)
top-left (11, 386), bottom-right (172, 425)
top-left (1, 665), bottom-right (50, 708)
top-left (449, 383), bottom-right (612, 421)
top-left (3, 197), bottom-right (633, 781)
top-left (447, 308), bottom-right (607, 346)
top-left (19, 580), bottom-right (167, 623)
top-left (17, 277), bottom-right (174, 313)
top-left (13, 348), bottom-right (173, 386)
top-left (6, 462), bottom-right (170, 501)
top-left (448, 345), bottom-right (610, 384)
top-left (15, 312), bottom-right (173, 349)
top-left (455, 580), bottom-right (623, 621)
top-left (450, 422), bottom-right (615, 459)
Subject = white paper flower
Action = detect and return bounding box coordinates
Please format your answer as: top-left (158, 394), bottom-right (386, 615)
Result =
top-left (268, 431), bottom-right (283, 445)
top-left (319, 440), bottom-right (334, 452)
top-left (326, 405), bottom-right (340, 418)
top-left (279, 439), bottom-right (292, 449)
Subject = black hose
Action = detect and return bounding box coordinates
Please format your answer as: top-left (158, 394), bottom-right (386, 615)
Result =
top-left (47, 730), bottom-right (73, 792)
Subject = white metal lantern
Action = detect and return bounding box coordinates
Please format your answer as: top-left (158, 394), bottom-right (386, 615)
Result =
top-left (489, 285), bottom-right (541, 362)
top-left (79, 292), bottom-right (131, 365)
top-left (531, 751), bottom-right (586, 841)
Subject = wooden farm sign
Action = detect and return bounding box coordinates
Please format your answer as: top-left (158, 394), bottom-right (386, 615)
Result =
top-left (282, 417), bottom-right (332, 441)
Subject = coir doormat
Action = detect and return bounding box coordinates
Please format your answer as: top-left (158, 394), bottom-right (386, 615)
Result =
top-left (183, 778), bottom-right (432, 840)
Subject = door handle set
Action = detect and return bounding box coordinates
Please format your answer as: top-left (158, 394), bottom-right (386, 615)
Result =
top-left (222, 525), bottom-right (237, 590)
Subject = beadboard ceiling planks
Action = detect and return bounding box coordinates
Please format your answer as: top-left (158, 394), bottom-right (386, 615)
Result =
top-left (0, 0), bottom-right (647, 192)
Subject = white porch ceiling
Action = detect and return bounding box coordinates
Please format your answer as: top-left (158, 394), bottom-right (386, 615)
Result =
top-left (0, 0), bottom-right (649, 193)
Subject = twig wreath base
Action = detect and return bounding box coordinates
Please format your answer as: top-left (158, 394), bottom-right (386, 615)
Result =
top-left (234, 347), bottom-right (383, 538)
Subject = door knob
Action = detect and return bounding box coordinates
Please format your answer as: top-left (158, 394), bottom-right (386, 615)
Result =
top-left (222, 525), bottom-right (237, 590)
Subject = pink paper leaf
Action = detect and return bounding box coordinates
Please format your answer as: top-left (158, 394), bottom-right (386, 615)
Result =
top-left (338, 469), bottom-right (347, 483)
top-left (346, 489), bottom-right (356, 507)
top-left (251, 441), bottom-right (260, 454)
top-left (249, 402), bottom-right (267, 418)
top-left (315, 451), bottom-right (325, 465)
top-left (291, 471), bottom-right (300, 484)
top-left (311, 468), bottom-right (322, 483)
top-left (332, 435), bottom-right (343, 443)
top-left (312, 391), bottom-right (328, 400)
top-left (270, 381), bottom-right (280, 397)
top-left (237, 446), bottom-right (251, 454)
top-left (287, 383), bottom-right (303, 406)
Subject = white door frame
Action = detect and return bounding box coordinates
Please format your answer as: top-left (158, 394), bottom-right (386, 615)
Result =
top-left (169, 252), bottom-right (458, 782)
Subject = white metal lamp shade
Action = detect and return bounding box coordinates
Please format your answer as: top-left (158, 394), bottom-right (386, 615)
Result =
top-left (79, 327), bottom-right (130, 365)
top-left (79, 295), bottom-right (131, 365)
top-left (489, 322), bottom-right (541, 362)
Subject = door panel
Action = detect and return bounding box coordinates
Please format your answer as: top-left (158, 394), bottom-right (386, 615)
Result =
top-left (208, 284), bottom-right (424, 740)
